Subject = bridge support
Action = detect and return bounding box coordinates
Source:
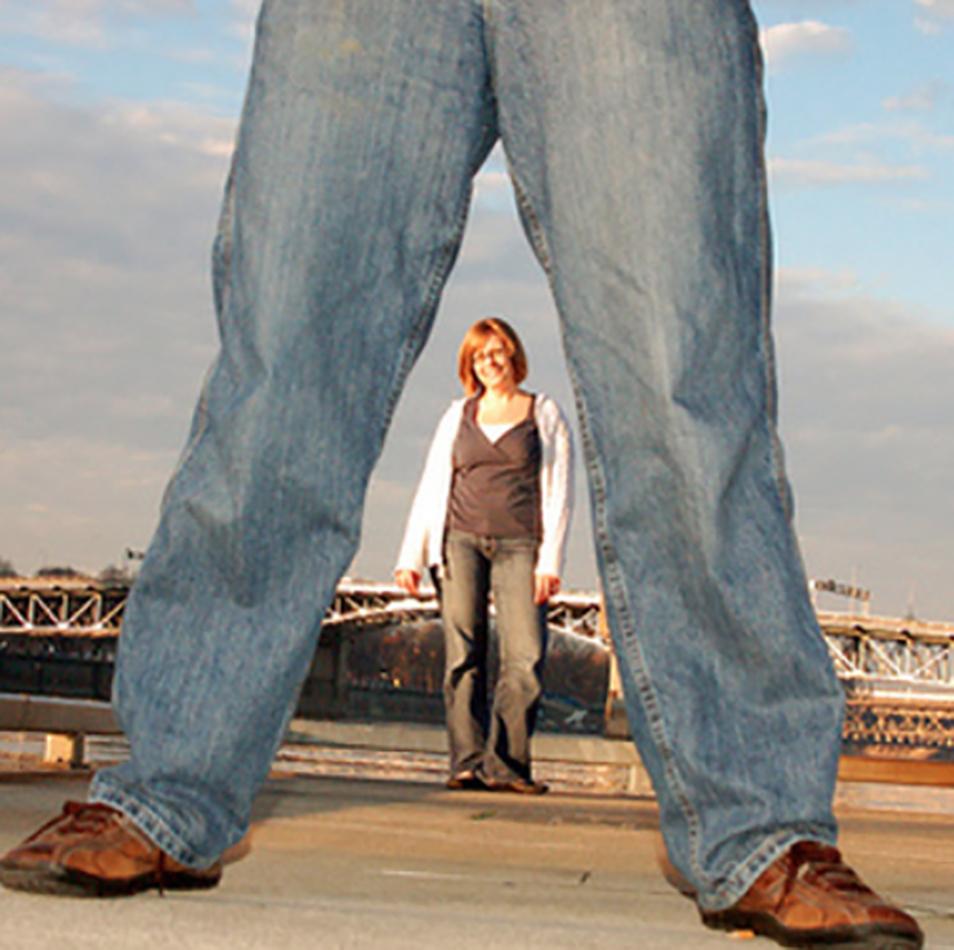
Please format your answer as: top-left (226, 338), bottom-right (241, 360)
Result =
top-left (600, 603), bottom-right (630, 739)
top-left (44, 733), bottom-right (86, 769)
top-left (297, 631), bottom-right (352, 719)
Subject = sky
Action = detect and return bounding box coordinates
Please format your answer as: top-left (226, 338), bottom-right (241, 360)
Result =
top-left (0, 0), bottom-right (952, 621)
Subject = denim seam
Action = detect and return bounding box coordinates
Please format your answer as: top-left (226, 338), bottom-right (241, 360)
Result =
top-left (589, 464), bottom-right (704, 886)
top-left (161, 366), bottom-right (213, 510)
top-left (748, 25), bottom-right (791, 526)
top-left (508, 174), bottom-right (553, 279)
top-left (479, 0), bottom-right (496, 74)
top-left (701, 823), bottom-right (838, 911)
top-left (89, 782), bottom-right (213, 869)
top-left (504, 162), bottom-right (704, 884)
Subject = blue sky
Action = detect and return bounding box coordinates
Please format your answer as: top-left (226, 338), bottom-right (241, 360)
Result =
top-left (760, 2), bottom-right (954, 320)
top-left (1, 0), bottom-right (952, 620)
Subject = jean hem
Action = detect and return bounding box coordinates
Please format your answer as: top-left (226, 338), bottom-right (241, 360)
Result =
top-left (89, 777), bottom-right (223, 871)
top-left (696, 824), bottom-right (839, 911)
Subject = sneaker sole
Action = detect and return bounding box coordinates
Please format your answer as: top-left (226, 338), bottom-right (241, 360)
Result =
top-left (0, 863), bottom-right (222, 898)
top-left (702, 908), bottom-right (923, 949)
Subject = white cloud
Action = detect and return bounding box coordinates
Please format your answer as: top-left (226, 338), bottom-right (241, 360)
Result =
top-left (886, 194), bottom-right (954, 213)
top-left (229, 0), bottom-right (259, 40)
top-left (779, 268), bottom-right (862, 295)
top-left (0, 72), bottom-right (231, 574)
top-left (168, 48), bottom-right (221, 66)
top-left (815, 119), bottom-right (954, 152)
top-left (774, 272), bottom-right (954, 621)
top-left (0, 439), bottom-right (177, 573)
top-left (769, 157), bottom-right (928, 186)
top-left (103, 99), bottom-right (236, 156)
top-left (760, 20), bottom-right (852, 68)
top-left (470, 146), bottom-right (514, 212)
top-left (230, 0), bottom-right (259, 19)
top-left (474, 170), bottom-right (510, 192)
top-left (915, 16), bottom-right (942, 34)
top-left (914, 0), bottom-right (954, 32)
top-left (473, 169), bottom-right (513, 212)
top-left (0, 0), bottom-right (195, 47)
top-left (882, 80), bottom-right (947, 112)
top-left (916, 0), bottom-right (954, 17)
top-left (0, 67), bottom-right (228, 444)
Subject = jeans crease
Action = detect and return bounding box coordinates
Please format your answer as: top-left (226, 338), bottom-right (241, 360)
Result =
top-left (562, 352), bottom-right (705, 884)
top-left (378, 191), bottom-right (476, 448)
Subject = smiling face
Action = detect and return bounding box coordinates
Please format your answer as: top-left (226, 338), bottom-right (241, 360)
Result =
top-left (471, 335), bottom-right (516, 393)
top-left (457, 318), bottom-right (528, 396)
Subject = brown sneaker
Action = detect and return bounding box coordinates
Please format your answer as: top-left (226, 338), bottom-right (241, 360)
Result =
top-left (701, 841), bottom-right (923, 948)
top-left (0, 801), bottom-right (223, 898)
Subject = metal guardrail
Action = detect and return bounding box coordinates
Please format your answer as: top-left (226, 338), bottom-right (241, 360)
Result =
top-left (0, 693), bottom-right (118, 734)
top-left (0, 693), bottom-right (119, 767)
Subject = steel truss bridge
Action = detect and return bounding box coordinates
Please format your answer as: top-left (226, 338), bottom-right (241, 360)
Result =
top-left (3, 578), bottom-right (954, 750)
top-left (0, 579), bottom-right (604, 642)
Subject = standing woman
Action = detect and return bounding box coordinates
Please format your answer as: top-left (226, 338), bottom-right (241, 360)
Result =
top-left (395, 318), bottom-right (573, 794)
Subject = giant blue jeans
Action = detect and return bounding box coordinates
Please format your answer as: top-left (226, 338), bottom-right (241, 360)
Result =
top-left (90, 0), bottom-right (844, 911)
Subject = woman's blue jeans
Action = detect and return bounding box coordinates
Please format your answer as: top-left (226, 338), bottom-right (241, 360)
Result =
top-left (90, 0), bottom-right (844, 911)
top-left (441, 531), bottom-right (547, 784)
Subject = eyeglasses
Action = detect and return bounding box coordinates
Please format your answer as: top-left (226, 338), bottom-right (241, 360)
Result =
top-left (472, 346), bottom-right (509, 367)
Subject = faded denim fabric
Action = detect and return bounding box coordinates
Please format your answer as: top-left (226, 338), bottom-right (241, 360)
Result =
top-left (90, 0), bottom-right (844, 910)
top-left (441, 531), bottom-right (547, 783)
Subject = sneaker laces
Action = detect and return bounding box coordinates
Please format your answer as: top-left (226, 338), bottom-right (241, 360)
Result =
top-left (779, 842), bottom-right (871, 908)
top-left (23, 801), bottom-right (174, 897)
top-left (22, 801), bottom-right (120, 844)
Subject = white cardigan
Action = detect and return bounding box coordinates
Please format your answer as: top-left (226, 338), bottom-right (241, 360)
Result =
top-left (395, 394), bottom-right (574, 578)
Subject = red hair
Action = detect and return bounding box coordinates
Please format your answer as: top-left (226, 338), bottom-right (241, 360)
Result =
top-left (456, 318), bottom-right (528, 396)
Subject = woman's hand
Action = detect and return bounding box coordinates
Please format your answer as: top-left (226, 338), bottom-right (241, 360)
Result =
top-left (394, 568), bottom-right (422, 598)
top-left (534, 573), bottom-right (560, 605)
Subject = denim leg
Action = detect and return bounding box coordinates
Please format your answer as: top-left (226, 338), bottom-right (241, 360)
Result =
top-left (489, 1), bottom-right (843, 909)
top-left (441, 532), bottom-right (491, 776)
top-left (90, 0), bottom-right (498, 868)
top-left (484, 538), bottom-right (547, 784)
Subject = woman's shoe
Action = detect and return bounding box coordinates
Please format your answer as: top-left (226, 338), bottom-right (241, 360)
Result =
top-left (482, 777), bottom-right (549, 795)
top-left (445, 770), bottom-right (487, 791)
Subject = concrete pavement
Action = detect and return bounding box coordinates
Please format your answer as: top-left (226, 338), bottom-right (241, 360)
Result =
top-left (2, 763), bottom-right (954, 949)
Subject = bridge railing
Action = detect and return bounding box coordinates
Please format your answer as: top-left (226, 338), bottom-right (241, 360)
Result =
top-left (1, 582), bottom-right (127, 637)
top-left (0, 578), bottom-right (606, 642)
top-left (3, 580), bottom-right (954, 695)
